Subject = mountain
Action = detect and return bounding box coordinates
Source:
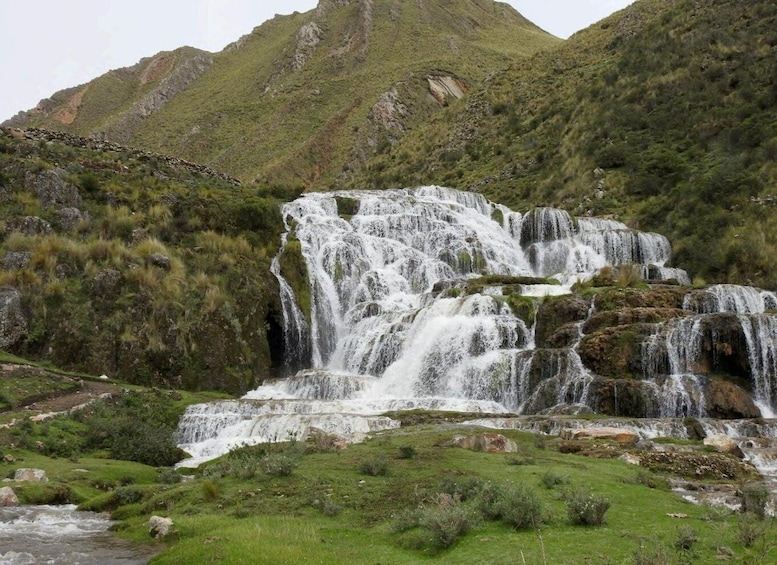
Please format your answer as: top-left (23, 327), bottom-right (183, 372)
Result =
top-left (355, 0), bottom-right (777, 288)
top-left (5, 0), bottom-right (559, 188)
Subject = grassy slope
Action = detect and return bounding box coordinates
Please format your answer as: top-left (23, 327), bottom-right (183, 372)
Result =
top-left (360, 0), bottom-right (777, 288)
top-left (3, 412), bottom-right (772, 564)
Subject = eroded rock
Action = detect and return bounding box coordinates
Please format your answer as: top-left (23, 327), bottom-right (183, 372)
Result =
top-left (0, 486), bottom-right (19, 507)
top-left (148, 515), bottom-right (174, 539)
top-left (13, 468), bottom-right (48, 482)
top-left (26, 168), bottom-right (81, 208)
top-left (449, 433), bottom-right (518, 453)
top-left (559, 427), bottom-right (639, 444)
top-left (0, 288), bottom-right (27, 349)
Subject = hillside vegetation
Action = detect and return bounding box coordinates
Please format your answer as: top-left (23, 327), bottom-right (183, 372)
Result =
top-left (361, 0), bottom-right (777, 288)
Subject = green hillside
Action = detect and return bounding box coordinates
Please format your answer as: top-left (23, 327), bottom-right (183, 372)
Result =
top-left (360, 0), bottom-right (777, 287)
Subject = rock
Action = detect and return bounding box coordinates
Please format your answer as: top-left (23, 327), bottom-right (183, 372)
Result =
top-left (0, 287), bottom-right (27, 349)
top-left (560, 427), bottom-right (639, 444)
top-left (2, 251), bottom-right (31, 270)
top-left (148, 515), bottom-right (174, 539)
top-left (619, 453), bottom-right (641, 465)
top-left (450, 433), bottom-right (518, 453)
top-left (578, 323), bottom-right (658, 378)
top-left (704, 380), bottom-right (760, 419)
top-left (54, 207), bottom-right (88, 231)
top-left (587, 378), bottom-right (662, 418)
top-left (91, 269), bottom-right (123, 297)
top-left (0, 486), bottom-right (19, 507)
top-left (26, 167), bottom-right (81, 208)
top-left (534, 295), bottom-right (591, 347)
top-left (148, 253), bottom-right (171, 270)
top-left (8, 215), bottom-right (52, 236)
top-left (13, 468), bottom-right (48, 482)
top-left (293, 22), bottom-right (323, 71)
top-left (582, 308), bottom-right (690, 335)
top-left (3, 454), bottom-right (16, 463)
top-left (703, 434), bottom-right (744, 458)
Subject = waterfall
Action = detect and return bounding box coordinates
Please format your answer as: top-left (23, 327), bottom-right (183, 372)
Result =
top-left (740, 315), bottom-right (777, 417)
top-left (684, 284), bottom-right (777, 314)
top-left (176, 187), bottom-right (720, 463)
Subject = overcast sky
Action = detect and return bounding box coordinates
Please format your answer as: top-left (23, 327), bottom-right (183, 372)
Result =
top-left (0, 0), bottom-right (635, 122)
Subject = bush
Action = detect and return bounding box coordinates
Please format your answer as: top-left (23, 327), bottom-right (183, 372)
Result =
top-left (397, 445), bottom-right (417, 459)
top-left (475, 482), bottom-right (543, 529)
top-left (672, 526), bottom-right (698, 552)
top-left (202, 480), bottom-right (219, 502)
top-left (157, 467), bottom-right (182, 484)
top-left (565, 489), bottom-right (611, 526)
top-left (506, 455), bottom-right (535, 466)
top-left (359, 455), bottom-right (389, 477)
top-left (323, 501), bottom-right (342, 517)
top-left (737, 513), bottom-right (768, 548)
top-left (262, 454), bottom-right (296, 477)
top-left (439, 475), bottom-right (484, 502)
top-left (540, 471), bottom-right (569, 489)
top-left (740, 484), bottom-right (770, 518)
top-left (418, 494), bottom-right (477, 550)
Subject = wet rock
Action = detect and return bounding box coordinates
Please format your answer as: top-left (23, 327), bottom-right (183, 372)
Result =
top-left (535, 295), bottom-right (591, 347)
top-left (593, 287), bottom-right (686, 311)
top-left (148, 515), bottom-right (174, 539)
top-left (14, 468), bottom-right (48, 482)
top-left (0, 486), bottom-right (19, 507)
top-left (582, 308), bottom-right (690, 335)
top-left (449, 433), bottom-right (518, 453)
top-left (0, 287), bottom-right (27, 348)
top-left (704, 380), bottom-right (760, 419)
top-left (2, 251), bottom-right (31, 270)
top-left (26, 167), bottom-right (81, 208)
top-left (588, 378), bottom-right (661, 417)
top-left (578, 323), bottom-right (658, 378)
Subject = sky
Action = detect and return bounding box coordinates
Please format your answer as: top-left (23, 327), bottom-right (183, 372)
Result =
top-left (0, 0), bottom-right (635, 122)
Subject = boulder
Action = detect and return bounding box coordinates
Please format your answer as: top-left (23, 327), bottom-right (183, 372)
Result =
top-left (450, 433), bottom-right (518, 453)
top-left (704, 380), bottom-right (760, 419)
top-left (578, 323), bottom-right (659, 378)
top-left (148, 515), bottom-right (174, 539)
top-left (2, 251), bottom-right (31, 270)
top-left (559, 427), bottom-right (639, 444)
top-left (535, 295), bottom-right (591, 347)
top-left (148, 253), bottom-right (171, 270)
top-left (619, 453), bottom-right (641, 466)
top-left (26, 167), bottom-right (81, 208)
top-left (703, 434), bottom-right (744, 458)
top-left (0, 287), bottom-right (27, 349)
top-left (8, 215), bottom-right (52, 236)
top-left (54, 207), bottom-right (88, 231)
top-left (14, 468), bottom-right (48, 482)
top-left (0, 486), bottom-right (19, 507)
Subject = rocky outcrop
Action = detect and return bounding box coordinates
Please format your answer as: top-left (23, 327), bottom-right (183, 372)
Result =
top-left (293, 23), bottom-right (323, 71)
top-left (427, 75), bottom-right (468, 106)
top-left (54, 207), bottom-right (89, 232)
top-left (3, 252), bottom-right (31, 270)
top-left (559, 427), bottom-right (639, 444)
top-left (578, 323), bottom-right (658, 378)
top-left (705, 380), bottom-right (760, 419)
top-left (582, 307), bottom-right (689, 335)
top-left (370, 88), bottom-right (407, 133)
top-left (8, 216), bottom-right (52, 236)
top-left (100, 52), bottom-right (213, 143)
top-left (0, 288), bottom-right (27, 349)
top-left (703, 434), bottom-right (744, 458)
top-left (25, 168), bottom-right (81, 208)
top-left (535, 295), bottom-right (591, 348)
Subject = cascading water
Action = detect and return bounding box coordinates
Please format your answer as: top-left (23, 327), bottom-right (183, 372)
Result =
top-left (176, 186), bottom-right (777, 465)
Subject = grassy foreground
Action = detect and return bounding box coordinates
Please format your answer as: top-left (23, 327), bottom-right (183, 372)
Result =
top-left (2, 388), bottom-right (775, 564)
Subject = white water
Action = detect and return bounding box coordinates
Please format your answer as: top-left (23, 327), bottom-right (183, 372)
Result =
top-left (0, 505), bottom-right (153, 565)
top-left (176, 187), bottom-right (777, 463)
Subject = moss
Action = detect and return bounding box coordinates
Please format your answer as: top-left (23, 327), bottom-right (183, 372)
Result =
top-left (277, 239), bottom-right (311, 324)
top-left (334, 196), bottom-right (360, 220)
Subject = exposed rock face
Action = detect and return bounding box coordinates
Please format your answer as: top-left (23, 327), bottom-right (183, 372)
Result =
top-left (100, 52), bottom-right (214, 143)
top-left (148, 253), bottom-right (172, 270)
top-left (13, 468), bottom-right (48, 482)
top-left (535, 295), bottom-right (591, 348)
top-left (0, 288), bottom-right (27, 349)
top-left (148, 515), bottom-right (174, 539)
top-left (370, 88), bottom-right (407, 133)
top-left (588, 378), bottom-right (661, 417)
top-left (0, 487), bottom-right (19, 507)
top-left (578, 323), bottom-right (658, 378)
top-left (639, 451), bottom-right (756, 480)
top-left (450, 433), bottom-right (518, 453)
top-left (593, 288), bottom-right (687, 311)
top-left (582, 308), bottom-right (689, 335)
top-left (293, 23), bottom-right (323, 71)
top-left (91, 269), bottom-right (123, 298)
top-left (427, 75), bottom-right (468, 106)
top-left (705, 380), bottom-right (760, 419)
top-left (25, 168), bottom-right (81, 208)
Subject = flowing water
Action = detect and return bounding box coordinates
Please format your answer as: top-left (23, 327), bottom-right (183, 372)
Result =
top-left (176, 187), bottom-right (777, 465)
top-left (0, 505), bottom-right (154, 565)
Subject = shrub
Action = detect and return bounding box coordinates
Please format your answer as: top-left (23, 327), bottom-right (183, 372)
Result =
top-left (672, 526), bottom-right (698, 552)
top-left (157, 467), bottom-right (182, 484)
top-left (418, 494), bottom-right (477, 550)
top-left (439, 475), bottom-right (484, 502)
top-left (202, 480), bottom-right (219, 502)
top-left (262, 454), bottom-right (296, 477)
top-left (506, 454), bottom-right (535, 466)
top-left (540, 471), bottom-right (569, 489)
top-left (397, 445), bottom-right (417, 459)
top-left (359, 455), bottom-right (389, 477)
top-left (323, 501), bottom-right (343, 517)
top-left (476, 482), bottom-right (543, 529)
top-left (565, 489), bottom-right (611, 526)
top-left (114, 486), bottom-right (144, 506)
top-left (737, 513), bottom-right (767, 548)
top-left (740, 484), bottom-right (770, 518)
